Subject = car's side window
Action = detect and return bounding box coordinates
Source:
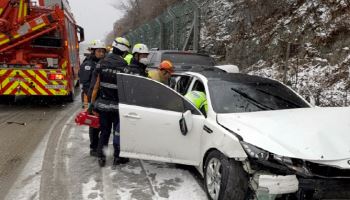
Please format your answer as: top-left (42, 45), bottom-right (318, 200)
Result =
top-left (170, 75), bottom-right (192, 95)
top-left (147, 53), bottom-right (154, 64)
top-left (192, 80), bottom-right (205, 94)
top-left (118, 75), bottom-right (201, 115)
top-left (148, 52), bottom-right (159, 69)
top-left (156, 52), bottom-right (162, 63)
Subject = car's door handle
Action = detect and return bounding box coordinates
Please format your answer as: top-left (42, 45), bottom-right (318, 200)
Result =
top-left (123, 113), bottom-right (141, 119)
top-left (203, 125), bottom-right (213, 134)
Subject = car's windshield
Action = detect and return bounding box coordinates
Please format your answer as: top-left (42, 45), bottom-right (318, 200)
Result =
top-left (162, 53), bottom-right (215, 67)
top-left (209, 80), bottom-right (310, 113)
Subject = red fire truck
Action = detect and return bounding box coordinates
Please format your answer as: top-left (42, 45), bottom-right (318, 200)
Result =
top-left (0, 0), bottom-right (84, 101)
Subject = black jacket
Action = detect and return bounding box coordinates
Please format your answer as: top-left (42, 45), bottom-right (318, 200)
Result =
top-left (94, 53), bottom-right (128, 112)
top-left (79, 55), bottom-right (99, 90)
top-left (127, 58), bottom-right (148, 77)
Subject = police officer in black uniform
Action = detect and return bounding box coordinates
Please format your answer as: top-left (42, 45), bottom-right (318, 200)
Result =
top-left (79, 40), bottom-right (107, 157)
top-left (90, 37), bottom-right (131, 167)
top-left (127, 43), bottom-right (150, 77)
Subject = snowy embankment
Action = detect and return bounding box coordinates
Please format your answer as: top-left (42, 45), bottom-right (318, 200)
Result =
top-left (199, 0), bottom-right (350, 106)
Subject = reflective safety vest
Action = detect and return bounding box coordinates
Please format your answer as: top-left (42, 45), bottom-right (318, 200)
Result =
top-left (148, 70), bottom-right (162, 82)
top-left (124, 54), bottom-right (133, 65)
top-left (148, 70), bottom-right (170, 85)
top-left (185, 91), bottom-right (208, 113)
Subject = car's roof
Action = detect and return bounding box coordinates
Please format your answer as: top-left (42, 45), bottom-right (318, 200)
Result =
top-left (188, 71), bottom-right (280, 84)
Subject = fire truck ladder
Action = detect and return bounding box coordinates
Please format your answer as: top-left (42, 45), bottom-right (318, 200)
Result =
top-left (0, 0), bottom-right (62, 53)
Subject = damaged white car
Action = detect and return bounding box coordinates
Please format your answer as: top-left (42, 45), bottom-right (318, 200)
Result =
top-left (116, 71), bottom-right (350, 200)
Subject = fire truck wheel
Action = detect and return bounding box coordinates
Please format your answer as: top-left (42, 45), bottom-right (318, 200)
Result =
top-left (66, 92), bottom-right (74, 102)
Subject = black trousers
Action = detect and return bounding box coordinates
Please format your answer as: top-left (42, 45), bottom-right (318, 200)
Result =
top-left (89, 127), bottom-right (100, 150)
top-left (97, 110), bottom-right (120, 158)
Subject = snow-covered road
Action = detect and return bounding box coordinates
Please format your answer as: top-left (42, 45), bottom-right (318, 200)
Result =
top-left (5, 109), bottom-right (208, 200)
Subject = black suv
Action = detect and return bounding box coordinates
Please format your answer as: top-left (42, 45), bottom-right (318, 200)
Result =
top-left (147, 50), bottom-right (216, 72)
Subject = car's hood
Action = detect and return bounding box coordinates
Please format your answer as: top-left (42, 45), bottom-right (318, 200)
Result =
top-left (217, 107), bottom-right (350, 161)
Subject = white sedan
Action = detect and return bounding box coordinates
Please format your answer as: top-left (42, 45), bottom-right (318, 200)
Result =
top-left (116, 71), bottom-right (350, 200)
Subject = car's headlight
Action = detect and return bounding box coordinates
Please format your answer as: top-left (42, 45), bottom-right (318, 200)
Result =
top-left (241, 142), bottom-right (313, 176)
top-left (273, 154), bottom-right (293, 165)
top-left (240, 141), bottom-right (270, 160)
top-left (274, 155), bottom-right (312, 176)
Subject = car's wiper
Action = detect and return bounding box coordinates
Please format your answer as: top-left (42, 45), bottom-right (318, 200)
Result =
top-left (231, 88), bottom-right (274, 110)
top-left (255, 88), bottom-right (301, 108)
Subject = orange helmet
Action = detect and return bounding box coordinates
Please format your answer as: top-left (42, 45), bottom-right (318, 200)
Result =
top-left (159, 60), bottom-right (174, 74)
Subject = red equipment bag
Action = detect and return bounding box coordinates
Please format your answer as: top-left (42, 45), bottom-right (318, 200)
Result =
top-left (75, 111), bottom-right (100, 128)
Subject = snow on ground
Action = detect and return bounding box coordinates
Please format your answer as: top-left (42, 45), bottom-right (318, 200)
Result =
top-left (67, 125), bottom-right (208, 200)
top-left (5, 115), bottom-right (208, 200)
top-left (141, 160), bottom-right (207, 200)
top-left (4, 112), bottom-right (77, 200)
top-left (4, 133), bottom-right (46, 200)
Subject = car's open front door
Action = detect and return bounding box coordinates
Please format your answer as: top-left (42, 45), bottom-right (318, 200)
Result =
top-left (117, 74), bottom-right (205, 166)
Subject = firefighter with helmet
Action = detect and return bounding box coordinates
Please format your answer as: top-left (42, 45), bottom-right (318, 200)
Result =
top-left (127, 43), bottom-right (150, 77)
top-left (90, 37), bottom-right (130, 168)
top-left (78, 39), bottom-right (107, 157)
top-left (79, 40), bottom-right (107, 109)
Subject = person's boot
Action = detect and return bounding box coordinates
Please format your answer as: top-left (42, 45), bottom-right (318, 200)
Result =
top-left (112, 157), bottom-right (122, 169)
top-left (111, 157), bottom-right (119, 170)
top-left (90, 149), bottom-right (98, 157)
top-left (119, 157), bottom-right (130, 164)
top-left (98, 157), bottom-right (106, 167)
top-left (113, 157), bottom-right (129, 166)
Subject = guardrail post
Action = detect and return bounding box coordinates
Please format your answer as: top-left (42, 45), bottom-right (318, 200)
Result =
top-left (155, 18), bottom-right (164, 50)
top-left (191, 0), bottom-right (200, 52)
top-left (168, 8), bottom-right (178, 50)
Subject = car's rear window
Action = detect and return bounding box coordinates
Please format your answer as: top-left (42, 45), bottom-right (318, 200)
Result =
top-left (161, 53), bottom-right (215, 67)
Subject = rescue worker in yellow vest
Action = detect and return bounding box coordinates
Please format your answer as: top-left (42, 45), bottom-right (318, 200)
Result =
top-left (148, 60), bottom-right (174, 85)
top-left (185, 91), bottom-right (208, 116)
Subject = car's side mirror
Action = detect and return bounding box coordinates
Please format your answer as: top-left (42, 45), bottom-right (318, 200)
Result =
top-left (179, 117), bottom-right (188, 136)
top-left (179, 110), bottom-right (193, 136)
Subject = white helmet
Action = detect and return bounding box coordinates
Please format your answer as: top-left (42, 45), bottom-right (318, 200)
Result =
top-left (90, 40), bottom-right (107, 50)
top-left (132, 43), bottom-right (149, 54)
top-left (112, 37), bottom-right (130, 52)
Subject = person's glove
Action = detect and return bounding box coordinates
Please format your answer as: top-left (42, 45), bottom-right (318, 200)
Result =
top-left (87, 103), bottom-right (94, 114)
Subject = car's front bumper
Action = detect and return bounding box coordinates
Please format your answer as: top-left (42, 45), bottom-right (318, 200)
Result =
top-left (252, 174), bottom-right (350, 199)
top-left (299, 178), bottom-right (350, 199)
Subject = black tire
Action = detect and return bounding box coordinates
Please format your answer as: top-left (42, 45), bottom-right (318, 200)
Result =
top-left (0, 95), bottom-right (14, 104)
top-left (204, 150), bottom-right (248, 200)
top-left (65, 91), bottom-right (74, 102)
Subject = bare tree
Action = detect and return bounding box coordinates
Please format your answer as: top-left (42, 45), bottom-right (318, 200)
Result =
top-left (105, 0), bottom-right (183, 44)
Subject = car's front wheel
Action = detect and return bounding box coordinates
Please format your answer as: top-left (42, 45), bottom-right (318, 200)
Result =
top-left (204, 150), bottom-right (248, 200)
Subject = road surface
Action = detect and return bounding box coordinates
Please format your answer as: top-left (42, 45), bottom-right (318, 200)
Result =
top-left (0, 96), bottom-right (208, 200)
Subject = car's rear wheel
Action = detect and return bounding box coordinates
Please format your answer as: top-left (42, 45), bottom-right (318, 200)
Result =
top-left (204, 150), bottom-right (248, 200)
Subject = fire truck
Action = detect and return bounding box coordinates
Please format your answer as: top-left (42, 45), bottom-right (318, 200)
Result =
top-left (0, 0), bottom-right (84, 101)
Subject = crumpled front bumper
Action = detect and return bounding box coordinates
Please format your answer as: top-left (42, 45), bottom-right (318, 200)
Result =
top-left (252, 174), bottom-right (350, 199)
top-left (298, 178), bottom-right (350, 199)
